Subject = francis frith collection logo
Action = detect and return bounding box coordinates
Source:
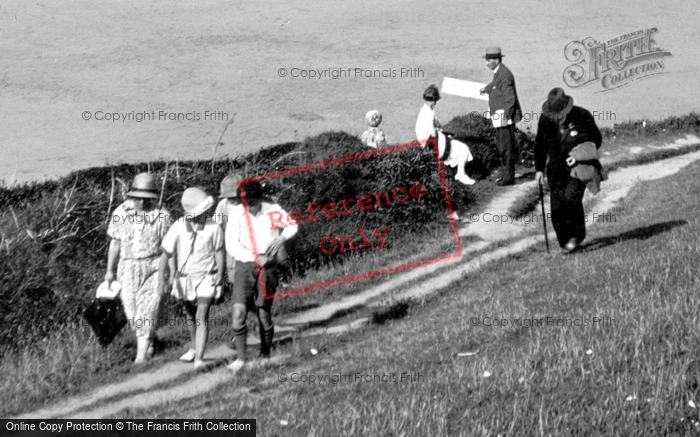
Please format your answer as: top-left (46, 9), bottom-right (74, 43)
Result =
top-left (563, 28), bottom-right (672, 91)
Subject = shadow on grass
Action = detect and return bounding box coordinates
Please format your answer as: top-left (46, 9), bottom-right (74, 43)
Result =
top-left (580, 220), bottom-right (688, 253)
top-left (283, 305), bottom-right (370, 331)
top-left (370, 300), bottom-right (413, 325)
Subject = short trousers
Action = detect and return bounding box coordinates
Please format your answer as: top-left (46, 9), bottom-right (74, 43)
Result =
top-left (231, 262), bottom-right (278, 310)
top-left (173, 273), bottom-right (217, 305)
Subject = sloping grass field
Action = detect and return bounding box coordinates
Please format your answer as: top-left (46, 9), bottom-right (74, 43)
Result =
top-left (0, 115), bottom-right (526, 417)
top-left (1, 114), bottom-right (700, 432)
top-left (121, 154), bottom-right (700, 435)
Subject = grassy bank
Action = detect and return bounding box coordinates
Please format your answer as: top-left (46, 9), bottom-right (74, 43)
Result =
top-left (2, 113), bottom-right (698, 420)
top-left (1, 112), bottom-right (540, 355)
top-left (0, 115), bottom-right (508, 416)
top-left (122, 148), bottom-right (700, 435)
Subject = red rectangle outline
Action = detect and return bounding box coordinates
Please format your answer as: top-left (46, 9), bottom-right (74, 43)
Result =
top-left (237, 139), bottom-right (462, 299)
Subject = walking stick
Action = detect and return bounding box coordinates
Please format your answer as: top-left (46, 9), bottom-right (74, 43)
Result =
top-left (538, 180), bottom-right (550, 254)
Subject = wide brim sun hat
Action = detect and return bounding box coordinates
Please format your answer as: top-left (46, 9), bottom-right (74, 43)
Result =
top-left (182, 187), bottom-right (215, 217)
top-left (126, 173), bottom-right (159, 199)
top-left (219, 174), bottom-right (242, 198)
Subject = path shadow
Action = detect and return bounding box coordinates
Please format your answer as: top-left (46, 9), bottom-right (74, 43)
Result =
top-left (289, 305), bottom-right (370, 330)
top-left (579, 220), bottom-right (687, 253)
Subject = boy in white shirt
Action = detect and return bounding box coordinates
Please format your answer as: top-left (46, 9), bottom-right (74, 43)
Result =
top-left (159, 187), bottom-right (225, 371)
top-left (225, 181), bottom-right (298, 372)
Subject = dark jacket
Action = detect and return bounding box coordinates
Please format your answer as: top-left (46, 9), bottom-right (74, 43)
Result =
top-left (484, 64), bottom-right (522, 124)
top-left (535, 106), bottom-right (602, 179)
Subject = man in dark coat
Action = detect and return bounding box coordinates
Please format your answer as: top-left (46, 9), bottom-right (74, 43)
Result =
top-left (480, 46), bottom-right (523, 186)
top-left (535, 88), bottom-right (602, 253)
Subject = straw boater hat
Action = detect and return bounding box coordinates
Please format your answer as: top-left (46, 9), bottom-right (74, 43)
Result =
top-left (181, 187), bottom-right (215, 217)
top-left (484, 46), bottom-right (504, 59)
top-left (219, 174), bottom-right (242, 198)
top-left (542, 87), bottom-right (574, 118)
top-left (126, 173), bottom-right (159, 199)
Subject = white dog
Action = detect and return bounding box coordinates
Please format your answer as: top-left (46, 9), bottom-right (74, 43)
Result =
top-left (435, 130), bottom-right (475, 185)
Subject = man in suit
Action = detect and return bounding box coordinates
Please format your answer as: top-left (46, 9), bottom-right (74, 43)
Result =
top-left (535, 88), bottom-right (602, 254)
top-left (480, 47), bottom-right (523, 186)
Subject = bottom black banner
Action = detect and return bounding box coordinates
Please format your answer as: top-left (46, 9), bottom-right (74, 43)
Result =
top-left (0, 419), bottom-right (256, 437)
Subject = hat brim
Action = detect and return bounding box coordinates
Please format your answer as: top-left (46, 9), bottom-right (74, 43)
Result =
top-left (126, 190), bottom-right (158, 199)
top-left (186, 196), bottom-right (215, 217)
top-left (484, 54), bottom-right (504, 59)
top-left (542, 96), bottom-right (574, 117)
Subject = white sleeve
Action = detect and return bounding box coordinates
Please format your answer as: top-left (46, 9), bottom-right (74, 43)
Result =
top-left (274, 204), bottom-right (298, 241)
top-left (415, 105), bottom-right (436, 146)
top-left (160, 222), bottom-right (179, 256)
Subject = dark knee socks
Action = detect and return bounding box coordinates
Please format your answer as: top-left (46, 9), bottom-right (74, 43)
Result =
top-left (233, 325), bottom-right (247, 360)
top-left (258, 308), bottom-right (274, 358)
top-left (260, 326), bottom-right (274, 358)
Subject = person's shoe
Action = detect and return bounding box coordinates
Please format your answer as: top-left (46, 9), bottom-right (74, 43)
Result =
top-left (179, 349), bottom-right (196, 362)
top-left (496, 179), bottom-right (515, 186)
top-left (248, 356), bottom-right (271, 370)
top-left (456, 174), bottom-right (476, 185)
top-left (194, 360), bottom-right (209, 372)
top-left (227, 358), bottom-right (245, 374)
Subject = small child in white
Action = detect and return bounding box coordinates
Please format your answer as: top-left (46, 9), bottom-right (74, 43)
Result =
top-left (361, 110), bottom-right (388, 148)
top-left (159, 187), bottom-right (225, 372)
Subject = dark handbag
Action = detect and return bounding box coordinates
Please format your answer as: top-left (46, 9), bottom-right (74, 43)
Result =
top-left (83, 298), bottom-right (128, 347)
